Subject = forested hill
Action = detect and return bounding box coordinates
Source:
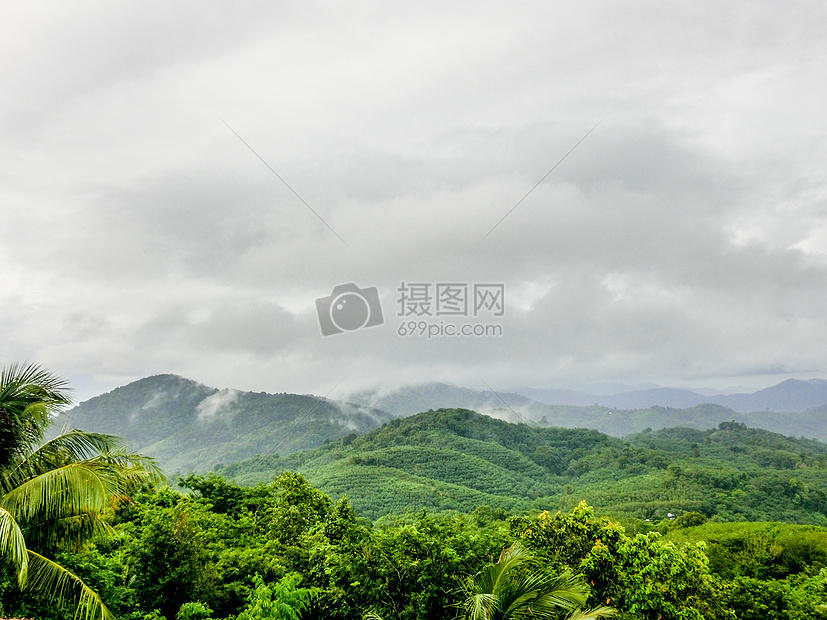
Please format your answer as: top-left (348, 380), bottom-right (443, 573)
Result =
top-left (216, 408), bottom-right (827, 523)
top-left (52, 376), bottom-right (827, 479)
top-left (53, 374), bottom-right (393, 473)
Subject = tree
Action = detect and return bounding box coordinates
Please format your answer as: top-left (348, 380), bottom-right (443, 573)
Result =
top-left (0, 362), bottom-right (163, 619)
top-left (461, 542), bottom-right (615, 620)
top-left (129, 493), bottom-right (219, 619)
top-left (0, 362), bottom-right (71, 467)
top-left (512, 502), bottom-right (735, 620)
top-left (236, 573), bottom-right (315, 620)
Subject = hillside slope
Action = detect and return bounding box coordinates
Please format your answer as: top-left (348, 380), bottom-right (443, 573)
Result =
top-left (54, 374), bottom-right (394, 474)
top-left (216, 408), bottom-right (827, 523)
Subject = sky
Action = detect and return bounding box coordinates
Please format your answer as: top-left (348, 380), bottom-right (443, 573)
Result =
top-left (2, 1), bottom-right (827, 403)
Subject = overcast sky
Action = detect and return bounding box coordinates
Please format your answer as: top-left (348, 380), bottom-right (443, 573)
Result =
top-left (2, 1), bottom-right (827, 403)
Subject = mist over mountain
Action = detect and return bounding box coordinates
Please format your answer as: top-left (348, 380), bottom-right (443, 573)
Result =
top-left (347, 382), bottom-right (542, 420)
top-left (352, 380), bottom-right (827, 441)
top-left (54, 374), bottom-right (394, 474)
top-left (517, 386), bottom-right (709, 409)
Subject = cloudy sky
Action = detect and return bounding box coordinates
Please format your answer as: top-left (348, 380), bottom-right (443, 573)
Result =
top-left (2, 1), bottom-right (827, 402)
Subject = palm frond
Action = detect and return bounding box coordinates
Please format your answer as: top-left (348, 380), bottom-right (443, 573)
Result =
top-left (0, 362), bottom-right (72, 414)
top-left (0, 431), bottom-right (128, 493)
top-left (526, 570), bottom-right (589, 612)
top-left (2, 461), bottom-right (122, 523)
top-left (566, 606), bottom-right (617, 620)
top-left (0, 363), bottom-right (73, 467)
top-left (463, 592), bottom-right (498, 620)
top-left (475, 543), bottom-right (532, 597)
top-left (26, 549), bottom-right (113, 620)
top-left (91, 450), bottom-right (166, 485)
top-left (0, 506), bottom-right (28, 586)
top-left (36, 430), bottom-right (127, 462)
top-left (24, 511), bottom-right (115, 551)
top-left (462, 542), bottom-right (615, 620)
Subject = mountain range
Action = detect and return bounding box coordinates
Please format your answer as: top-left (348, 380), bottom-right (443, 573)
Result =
top-left (54, 374), bottom-right (827, 478)
top-left (515, 378), bottom-right (827, 412)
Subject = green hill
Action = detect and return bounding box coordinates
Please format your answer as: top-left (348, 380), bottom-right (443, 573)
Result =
top-left (53, 374), bottom-right (394, 474)
top-left (215, 408), bottom-right (827, 523)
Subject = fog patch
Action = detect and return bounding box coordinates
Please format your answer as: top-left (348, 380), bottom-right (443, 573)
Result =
top-left (197, 389), bottom-right (240, 422)
top-left (127, 389), bottom-right (169, 424)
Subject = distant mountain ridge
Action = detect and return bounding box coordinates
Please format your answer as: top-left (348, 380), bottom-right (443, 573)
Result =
top-left (351, 381), bottom-right (827, 443)
top-left (516, 378), bottom-right (827, 412)
top-left (348, 382), bottom-right (539, 418)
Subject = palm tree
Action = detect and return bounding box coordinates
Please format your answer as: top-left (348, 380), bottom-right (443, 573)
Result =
top-left (461, 543), bottom-right (615, 620)
top-left (0, 362), bottom-right (72, 467)
top-left (0, 362), bottom-right (163, 620)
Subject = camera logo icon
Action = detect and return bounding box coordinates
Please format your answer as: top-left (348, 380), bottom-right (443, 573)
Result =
top-left (316, 283), bottom-right (385, 336)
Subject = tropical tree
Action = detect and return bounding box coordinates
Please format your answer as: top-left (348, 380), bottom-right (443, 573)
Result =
top-left (461, 543), bottom-right (615, 620)
top-left (0, 362), bottom-right (72, 467)
top-left (236, 573), bottom-right (315, 620)
top-left (0, 362), bottom-right (163, 619)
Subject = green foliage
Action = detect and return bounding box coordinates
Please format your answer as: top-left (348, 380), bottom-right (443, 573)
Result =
top-left (16, 470), bottom-right (827, 620)
top-left (512, 502), bottom-right (735, 620)
top-left (461, 542), bottom-right (615, 620)
top-left (128, 495), bottom-right (218, 620)
top-left (671, 512), bottom-right (708, 529)
top-left (236, 573), bottom-right (313, 620)
top-left (177, 602), bottom-right (213, 620)
top-left (666, 521), bottom-right (827, 580)
top-left (213, 408), bottom-right (827, 525)
top-left (13, 399), bottom-right (827, 620)
top-left (267, 472), bottom-right (333, 543)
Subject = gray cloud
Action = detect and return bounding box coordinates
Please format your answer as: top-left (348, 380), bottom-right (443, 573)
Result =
top-left (2, 1), bottom-right (827, 401)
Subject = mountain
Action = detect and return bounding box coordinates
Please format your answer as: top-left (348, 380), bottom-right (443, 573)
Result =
top-left (598, 388), bottom-right (709, 410)
top-left (510, 387), bottom-right (600, 407)
top-left (537, 403), bottom-right (748, 436)
top-left (349, 383), bottom-right (733, 427)
top-left (53, 374), bottom-right (394, 474)
top-left (713, 379), bottom-right (827, 412)
top-left (216, 408), bottom-right (827, 524)
top-left (518, 378), bottom-right (827, 412)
